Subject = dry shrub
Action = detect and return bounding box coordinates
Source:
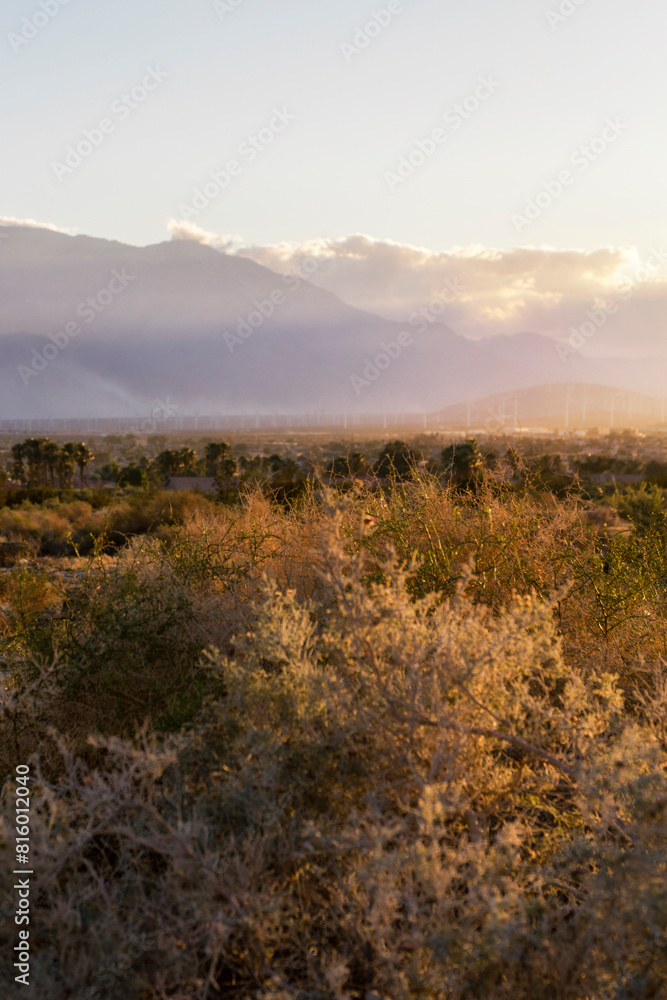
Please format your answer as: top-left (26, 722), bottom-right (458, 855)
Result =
top-left (0, 504), bottom-right (77, 554)
top-left (0, 489), bottom-right (219, 561)
top-left (0, 501), bottom-right (665, 999)
top-left (0, 540), bottom-right (217, 773)
top-left (353, 476), bottom-right (667, 684)
top-left (104, 489), bottom-right (216, 538)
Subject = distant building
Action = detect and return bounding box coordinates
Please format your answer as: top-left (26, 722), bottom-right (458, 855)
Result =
top-left (163, 476), bottom-right (218, 494)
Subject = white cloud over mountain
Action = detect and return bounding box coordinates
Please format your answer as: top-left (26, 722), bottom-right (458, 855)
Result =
top-left (167, 221), bottom-right (667, 358)
top-left (0, 217), bottom-right (77, 234)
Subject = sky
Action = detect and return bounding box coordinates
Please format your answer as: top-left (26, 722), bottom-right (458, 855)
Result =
top-left (2, 0), bottom-right (666, 257)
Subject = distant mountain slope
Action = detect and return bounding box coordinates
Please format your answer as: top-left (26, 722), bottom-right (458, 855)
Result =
top-left (1, 226), bottom-right (666, 419)
top-left (434, 382), bottom-right (667, 430)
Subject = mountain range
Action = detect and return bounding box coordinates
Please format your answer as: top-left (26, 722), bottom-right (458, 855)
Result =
top-left (2, 225), bottom-right (666, 420)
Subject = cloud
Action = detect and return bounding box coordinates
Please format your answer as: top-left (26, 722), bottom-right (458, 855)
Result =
top-left (166, 222), bottom-right (667, 357)
top-left (166, 218), bottom-right (239, 253)
top-left (0, 216), bottom-right (76, 234)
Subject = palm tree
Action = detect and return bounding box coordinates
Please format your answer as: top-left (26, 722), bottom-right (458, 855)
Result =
top-left (205, 441), bottom-right (237, 482)
top-left (156, 448), bottom-right (198, 479)
top-left (59, 443), bottom-right (78, 489)
top-left (177, 447), bottom-right (198, 475)
top-left (11, 442), bottom-right (27, 485)
top-left (156, 450), bottom-right (178, 479)
top-left (42, 440), bottom-right (61, 487)
top-left (204, 441), bottom-right (227, 471)
top-left (22, 438), bottom-right (50, 487)
top-left (73, 443), bottom-right (94, 488)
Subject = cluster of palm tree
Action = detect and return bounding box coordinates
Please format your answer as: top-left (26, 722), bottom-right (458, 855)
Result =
top-left (153, 443), bottom-right (239, 482)
top-left (203, 442), bottom-right (237, 481)
top-left (324, 440), bottom-right (484, 484)
top-left (155, 447), bottom-right (199, 479)
top-left (10, 438), bottom-right (94, 489)
top-left (326, 440), bottom-right (502, 486)
top-left (325, 443), bottom-right (421, 482)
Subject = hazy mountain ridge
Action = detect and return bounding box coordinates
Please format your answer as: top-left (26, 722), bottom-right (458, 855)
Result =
top-left (1, 226), bottom-right (666, 419)
top-left (434, 382), bottom-right (667, 430)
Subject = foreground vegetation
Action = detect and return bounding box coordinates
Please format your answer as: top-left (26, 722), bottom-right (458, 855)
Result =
top-left (1, 475), bottom-right (666, 999)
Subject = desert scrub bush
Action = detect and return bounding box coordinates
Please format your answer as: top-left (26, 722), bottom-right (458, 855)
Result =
top-left (613, 482), bottom-right (667, 536)
top-left (353, 476), bottom-right (667, 684)
top-left (104, 489), bottom-right (217, 539)
top-left (0, 492), bottom-right (326, 774)
top-left (171, 486), bottom-right (335, 607)
top-left (0, 538), bottom-right (39, 566)
top-left (0, 489), bottom-right (220, 561)
top-left (558, 507), bottom-right (667, 684)
top-left (0, 498), bottom-right (107, 556)
top-left (0, 538), bottom-right (220, 772)
top-left (0, 566), bottom-right (63, 673)
top-left (0, 503), bottom-right (73, 554)
top-left (352, 475), bottom-right (587, 608)
top-left (1, 508), bottom-right (665, 999)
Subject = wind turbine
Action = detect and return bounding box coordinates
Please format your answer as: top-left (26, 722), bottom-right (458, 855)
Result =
top-left (565, 383), bottom-right (580, 431)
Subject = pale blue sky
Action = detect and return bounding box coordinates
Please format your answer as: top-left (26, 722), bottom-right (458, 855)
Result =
top-left (1, 0), bottom-right (664, 254)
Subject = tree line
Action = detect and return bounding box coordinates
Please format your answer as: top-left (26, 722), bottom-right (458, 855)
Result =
top-left (10, 438), bottom-right (94, 488)
top-left (8, 435), bottom-right (664, 496)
